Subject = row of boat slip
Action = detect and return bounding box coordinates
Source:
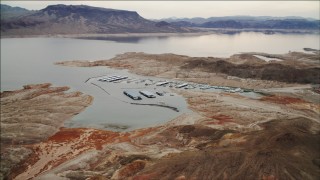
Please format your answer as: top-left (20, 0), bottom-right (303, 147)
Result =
top-left (123, 90), bottom-right (165, 100)
top-left (156, 81), bottom-right (189, 88)
top-left (160, 81), bottom-right (241, 91)
top-left (97, 75), bottom-right (246, 93)
top-left (154, 81), bottom-right (244, 92)
top-left (98, 75), bottom-right (128, 82)
top-left (198, 85), bottom-right (243, 92)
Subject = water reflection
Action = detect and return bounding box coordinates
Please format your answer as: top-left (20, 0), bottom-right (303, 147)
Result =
top-left (76, 36), bottom-right (171, 43)
top-left (77, 36), bottom-right (147, 43)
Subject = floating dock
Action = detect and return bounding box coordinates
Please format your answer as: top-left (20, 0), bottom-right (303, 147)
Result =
top-left (156, 81), bottom-right (169, 86)
top-left (124, 90), bottom-right (142, 100)
top-left (156, 92), bottom-right (164, 96)
top-left (108, 76), bottom-right (128, 82)
top-left (99, 75), bottom-right (128, 82)
top-left (139, 90), bottom-right (156, 98)
top-left (176, 83), bottom-right (188, 88)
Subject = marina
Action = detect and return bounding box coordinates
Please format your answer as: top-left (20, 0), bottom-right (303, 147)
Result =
top-left (81, 72), bottom-right (267, 123)
top-left (94, 74), bottom-right (255, 97)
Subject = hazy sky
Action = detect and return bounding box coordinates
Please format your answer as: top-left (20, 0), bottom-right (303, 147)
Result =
top-left (2, 1), bottom-right (320, 19)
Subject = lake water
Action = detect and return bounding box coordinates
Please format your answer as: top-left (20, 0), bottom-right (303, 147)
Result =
top-left (1, 32), bottom-right (319, 130)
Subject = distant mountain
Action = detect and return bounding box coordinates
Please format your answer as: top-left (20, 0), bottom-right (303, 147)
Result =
top-left (1, 4), bottom-right (191, 36)
top-left (197, 19), bottom-right (319, 29)
top-left (163, 16), bottom-right (320, 30)
top-left (1, 4), bottom-right (35, 20)
top-left (162, 16), bottom-right (317, 24)
top-left (169, 21), bottom-right (197, 27)
top-left (201, 20), bottom-right (244, 29)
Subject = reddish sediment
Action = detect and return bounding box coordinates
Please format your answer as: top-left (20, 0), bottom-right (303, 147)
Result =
top-left (260, 95), bottom-right (320, 118)
top-left (48, 128), bottom-right (85, 142)
top-left (10, 126), bottom-right (160, 179)
top-left (261, 95), bottom-right (308, 104)
top-left (208, 114), bottom-right (235, 124)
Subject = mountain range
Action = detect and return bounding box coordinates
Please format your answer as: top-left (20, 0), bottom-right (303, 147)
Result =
top-left (161, 16), bottom-right (320, 30)
top-left (160, 16), bottom-right (317, 23)
top-left (1, 4), bottom-right (35, 20)
top-left (0, 4), bottom-right (191, 36)
top-left (1, 4), bottom-right (319, 36)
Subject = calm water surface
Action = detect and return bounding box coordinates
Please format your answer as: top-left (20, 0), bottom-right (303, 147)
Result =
top-left (1, 32), bottom-right (319, 130)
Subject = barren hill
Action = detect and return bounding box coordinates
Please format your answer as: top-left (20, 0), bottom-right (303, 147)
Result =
top-left (1, 4), bottom-right (191, 36)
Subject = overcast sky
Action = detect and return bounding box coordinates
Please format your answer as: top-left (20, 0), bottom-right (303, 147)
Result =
top-left (2, 1), bottom-right (319, 19)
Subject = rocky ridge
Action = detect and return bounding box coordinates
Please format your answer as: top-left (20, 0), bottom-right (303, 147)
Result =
top-left (1, 4), bottom-right (191, 36)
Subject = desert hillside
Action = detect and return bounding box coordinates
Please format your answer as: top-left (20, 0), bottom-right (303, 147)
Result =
top-left (1, 4), bottom-right (191, 36)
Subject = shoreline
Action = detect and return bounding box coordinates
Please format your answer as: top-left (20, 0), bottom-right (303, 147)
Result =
top-left (0, 32), bottom-right (213, 39)
top-left (55, 51), bottom-right (320, 89)
top-left (2, 49), bottom-right (320, 179)
top-left (3, 80), bottom-right (319, 179)
top-left (1, 28), bottom-right (319, 39)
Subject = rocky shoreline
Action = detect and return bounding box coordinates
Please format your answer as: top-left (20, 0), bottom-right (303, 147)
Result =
top-left (2, 83), bottom-right (319, 179)
top-left (56, 51), bottom-right (320, 88)
top-left (1, 51), bottom-right (320, 179)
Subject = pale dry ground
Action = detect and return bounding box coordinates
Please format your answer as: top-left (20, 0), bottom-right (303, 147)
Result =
top-left (173, 90), bottom-right (320, 129)
top-left (55, 52), bottom-right (278, 89)
top-left (0, 83), bottom-right (93, 179)
top-left (0, 83), bottom-right (93, 145)
top-left (56, 51), bottom-right (319, 89)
